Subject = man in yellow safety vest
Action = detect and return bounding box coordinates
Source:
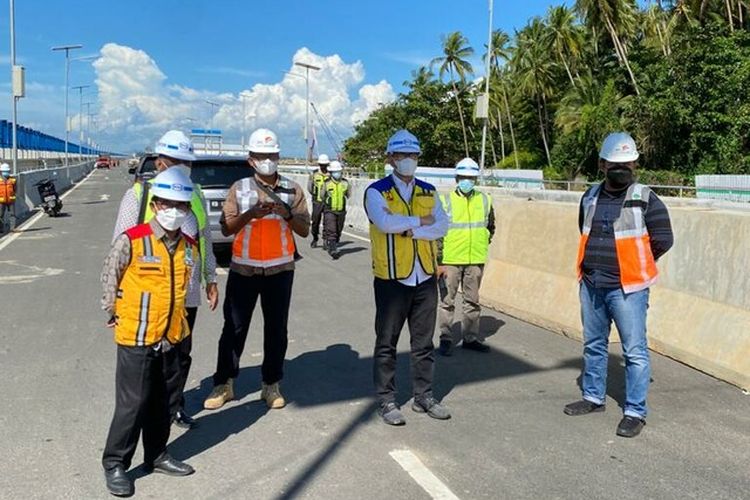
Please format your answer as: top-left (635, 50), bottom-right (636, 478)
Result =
top-left (321, 160), bottom-right (350, 259)
top-left (308, 153), bottom-right (330, 247)
top-left (437, 158), bottom-right (495, 356)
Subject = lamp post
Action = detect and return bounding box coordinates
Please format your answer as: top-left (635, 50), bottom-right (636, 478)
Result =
top-left (9, 0), bottom-right (24, 175)
top-left (72, 84), bottom-right (89, 161)
top-left (478, 0), bottom-right (494, 180)
top-left (293, 61), bottom-right (320, 165)
top-left (205, 100), bottom-right (219, 131)
top-left (51, 43), bottom-right (83, 166)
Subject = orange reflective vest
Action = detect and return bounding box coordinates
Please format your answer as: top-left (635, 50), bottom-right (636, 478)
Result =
top-left (576, 183), bottom-right (659, 293)
top-left (0, 177), bottom-right (16, 205)
top-left (114, 223), bottom-right (197, 347)
top-left (231, 177), bottom-right (297, 268)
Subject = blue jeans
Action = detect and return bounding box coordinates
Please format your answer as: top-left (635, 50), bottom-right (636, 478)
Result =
top-left (579, 282), bottom-right (651, 419)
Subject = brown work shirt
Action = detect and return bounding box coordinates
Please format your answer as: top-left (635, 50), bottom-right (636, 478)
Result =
top-left (222, 173), bottom-right (310, 276)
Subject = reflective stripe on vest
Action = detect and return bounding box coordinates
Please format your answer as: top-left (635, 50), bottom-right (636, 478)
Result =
top-left (324, 179), bottom-right (348, 212)
top-left (133, 181), bottom-right (208, 282)
top-left (312, 172), bottom-right (328, 202)
top-left (365, 175), bottom-right (437, 280)
top-left (576, 183), bottom-right (659, 293)
top-left (231, 177), bottom-right (296, 268)
top-left (114, 223), bottom-right (195, 347)
top-left (0, 177), bottom-right (17, 204)
top-left (440, 190), bottom-right (491, 265)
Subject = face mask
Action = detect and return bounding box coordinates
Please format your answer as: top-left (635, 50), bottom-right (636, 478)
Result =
top-left (155, 207), bottom-right (187, 231)
top-left (394, 158), bottom-right (418, 176)
top-left (606, 167), bottom-right (634, 189)
top-left (1, 172), bottom-right (9, 179)
top-left (331, 171), bottom-right (342, 180)
top-left (458, 179), bottom-right (475, 194)
top-left (172, 165), bottom-right (191, 179)
top-left (254, 158), bottom-right (278, 176)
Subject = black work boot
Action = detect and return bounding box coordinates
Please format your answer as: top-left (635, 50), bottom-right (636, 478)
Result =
top-left (104, 465), bottom-right (134, 497)
top-left (563, 399), bottom-right (605, 416)
top-left (616, 416), bottom-right (646, 437)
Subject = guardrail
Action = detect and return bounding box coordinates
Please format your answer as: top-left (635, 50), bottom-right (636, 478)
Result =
top-left (10, 161), bottom-right (95, 223)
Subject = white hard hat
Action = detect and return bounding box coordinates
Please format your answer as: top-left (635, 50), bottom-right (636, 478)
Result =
top-left (317, 154), bottom-right (330, 165)
top-left (386, 129), bottom-right (421, 154)
top-left (154, 130), bottom-right (196, 161)
top-left (455, 157), bottom-right (480, 177)
top-left (150, 167), bottom-right (194, 202)
top-left (599, 132), bottom-right (639, 163)
top-left (328, 160), bottom-right (342, 172)
top-left (248, 128), bottom-right (280, 153)
top-left (0, 163), bottom-right (10, 172)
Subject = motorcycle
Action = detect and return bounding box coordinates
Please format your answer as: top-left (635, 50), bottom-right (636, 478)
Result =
top-left (34, 178), bottom-right (63, 217)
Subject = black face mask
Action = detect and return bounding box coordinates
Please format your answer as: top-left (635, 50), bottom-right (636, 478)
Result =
top-left (606, 168), bottom-right (634, 189)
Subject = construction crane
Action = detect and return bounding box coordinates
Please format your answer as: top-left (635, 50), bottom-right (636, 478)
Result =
top-left (310, 102), bottom-right (345, 159)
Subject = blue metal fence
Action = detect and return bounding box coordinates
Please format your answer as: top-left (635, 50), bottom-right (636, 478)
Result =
top-left (0, 119), bottom-right (104, 155)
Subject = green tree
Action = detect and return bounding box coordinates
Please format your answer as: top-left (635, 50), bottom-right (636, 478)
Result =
top-left (431, 31), bottom-right (475, 157)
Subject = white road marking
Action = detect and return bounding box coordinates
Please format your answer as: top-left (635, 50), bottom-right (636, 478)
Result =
top-left (341, 230), bottom-right (370, 243)
top-left (0, 168), bottom-right (97, 253)
top-left (100, 194), bottom-right (110, 201)
top-left (389, 449), bottom-right (460, 500)
top-left (0, 261), bottom-right (65, 284)
top-left (216, 268), bottom-right (228, 275)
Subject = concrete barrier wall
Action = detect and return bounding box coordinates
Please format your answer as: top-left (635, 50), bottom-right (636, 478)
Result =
top-left (285, 173), bottom-right (750, 390)
top-left (12, 162), bottom-right (94, 221)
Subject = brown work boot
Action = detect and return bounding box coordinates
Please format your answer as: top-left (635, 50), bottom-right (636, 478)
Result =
top-left (260, 382), bottom-right (286, 409)
top-left (203, 379), bottom-right (234, 410)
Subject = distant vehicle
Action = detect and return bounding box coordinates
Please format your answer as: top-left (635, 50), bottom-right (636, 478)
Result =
top-left (130, 153), bottom-right (251, 246)
top-left (129, 154), bottom-right (158, 183)
top-left (191, 156), bottom-right (252, 246)
top-left (95, 156), bottom-right (111, 169)
top-left (34, 178), bottom-right (62, 216)
top-left (127, 155), bottom-right (139, 169)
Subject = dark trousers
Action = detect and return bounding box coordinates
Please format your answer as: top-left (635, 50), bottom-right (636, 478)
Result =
top-left (323, 210), bottom-right (346, 244)
top-left (0, 203), bottom-right (16, 232)
top-left (102, 344), bottom-right (176, 471)
top-left (373, 277), bottom-right (437, 405)
top-left (165, 307), bottom-right (197, 418)
top-left (311, 201), bottom-right (324, 240)
top-left (213, 270), bottom-right (294, 386)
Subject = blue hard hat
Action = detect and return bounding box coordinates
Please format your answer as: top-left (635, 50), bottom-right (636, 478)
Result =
top-left (386, 129), bottom-right (421, 154)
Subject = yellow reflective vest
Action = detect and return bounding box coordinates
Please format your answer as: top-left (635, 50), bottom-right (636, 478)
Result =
top-left (323, 178), bottom-right (349, 212)
top-left (114, 223), bottom-right (196, 347)
top-left (311, 171), bottom-right (328, 203)
top-left (365, 175), bottom-right (437, 280)
top-left (133, 180), bottom-right (208, 283)
top-left (440, 190), bottom-right (492, 265)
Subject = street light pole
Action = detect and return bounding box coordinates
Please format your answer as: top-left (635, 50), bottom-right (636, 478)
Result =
top-left (72, 84), bottom-right (89, 161)
top-left (205, 99), bottom-right (219, 130)
top-left (294, 61), bottom-right (320, 165)
top-left (9, 0), bottom-right (19, 175)
top-left (479, 0), bottom-right (494, 180)
top-left (51, 43), bottom-right (82, 166)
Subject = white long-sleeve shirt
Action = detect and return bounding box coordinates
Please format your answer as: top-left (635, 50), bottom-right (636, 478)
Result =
top-left (365, 174), bottom-right (449, 286)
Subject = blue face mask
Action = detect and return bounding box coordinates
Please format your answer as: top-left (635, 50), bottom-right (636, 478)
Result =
top-left (457, 179), bottom-right (475, 194)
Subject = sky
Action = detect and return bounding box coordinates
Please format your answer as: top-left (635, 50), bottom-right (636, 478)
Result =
top-left (0, 0), bottom-right (571, 155)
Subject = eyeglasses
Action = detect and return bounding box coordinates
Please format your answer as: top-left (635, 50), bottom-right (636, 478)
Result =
top-left (153, 199), bottom-right (190, 210)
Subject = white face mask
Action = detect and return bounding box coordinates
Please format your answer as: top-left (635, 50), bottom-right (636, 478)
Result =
top-left (254, 158), bottom-right (278, 176)
top-left (394, 158), bottom-right (418, 176)
top-left (331, 171), bottom-right (342, 180)
top-left (155, 207), bottom-right (188, 231)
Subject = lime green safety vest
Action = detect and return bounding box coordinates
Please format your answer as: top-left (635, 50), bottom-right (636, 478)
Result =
top-left (133, 180), bottom-right (209, 282)
top-left (323, 179), bottom-right (348, 212)
top-left (311, 171), bottom-right (328, 203)
top-left (440, 189), bottom-right (492, 265)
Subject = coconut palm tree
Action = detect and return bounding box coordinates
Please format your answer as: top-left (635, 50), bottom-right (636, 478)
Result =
top-left (576, 0), bottom-right (641, 95)
top-left (512, 18), bottom-right (558, 166)
top-left (431, 31), bottom-right (475, 157)
top-left (484, 30), bottom-right (520, 167)
top-left (545, 5), bottom-right (585, 87)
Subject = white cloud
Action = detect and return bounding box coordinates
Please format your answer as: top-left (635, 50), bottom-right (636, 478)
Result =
top-left (89, 44), bottom-right (396, 154)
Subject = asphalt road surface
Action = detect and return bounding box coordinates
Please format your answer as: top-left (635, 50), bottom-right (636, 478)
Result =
top-left (0, 167), bottom-right (748, 499)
